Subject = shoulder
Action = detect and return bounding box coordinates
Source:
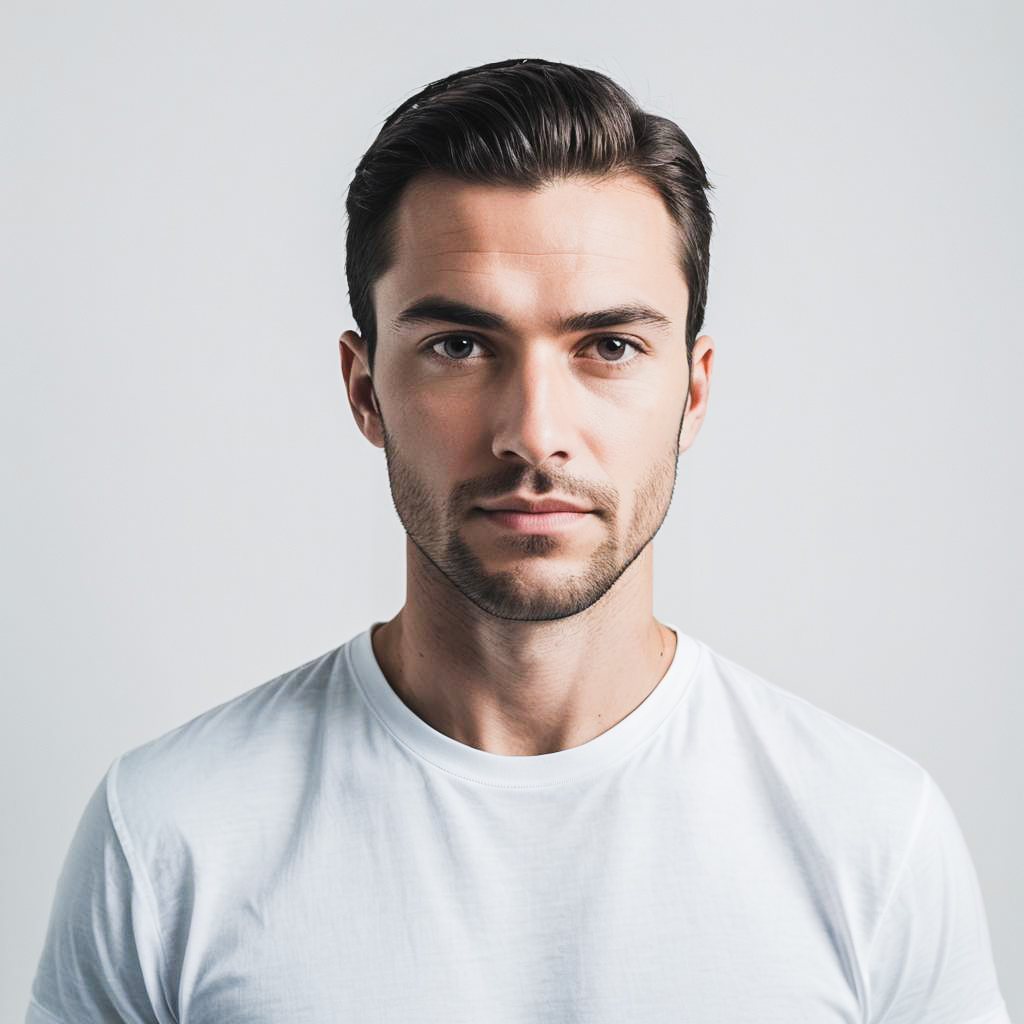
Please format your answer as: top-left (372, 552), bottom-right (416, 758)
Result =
top-left (691, 639), bottom-right (931, 866)
top-left (696, 640), bottom-right (926, 786)
top-left (691, 644), bottom-right (1009, 1022)
top-left (110, 642), bottom-right (352, 842)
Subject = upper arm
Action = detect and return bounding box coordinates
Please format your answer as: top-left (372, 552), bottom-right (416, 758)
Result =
top-left (26, 763), bottom-right (169, 1024)
top-left (866, 772), bottom-right (1011, 1024)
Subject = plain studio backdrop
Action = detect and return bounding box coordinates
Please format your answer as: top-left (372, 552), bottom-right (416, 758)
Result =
top-left (2, 0), bottom-right (1020, 1017)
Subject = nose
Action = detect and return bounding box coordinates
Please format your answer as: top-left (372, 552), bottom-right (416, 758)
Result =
top-left (489, 346), bottom-right (575, 468)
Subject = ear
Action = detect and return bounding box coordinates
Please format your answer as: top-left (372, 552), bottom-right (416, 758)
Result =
top-left (678, 334), bottom-right (714, 454)
top-left (339, 330), bottom-right (386, 449)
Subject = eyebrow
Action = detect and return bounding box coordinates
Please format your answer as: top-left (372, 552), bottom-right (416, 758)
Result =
top-left (391, 295), bottom-right (674, 335)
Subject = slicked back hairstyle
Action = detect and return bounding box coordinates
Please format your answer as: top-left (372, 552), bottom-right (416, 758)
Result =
top-left (345, 58), bottom-right (715, 377)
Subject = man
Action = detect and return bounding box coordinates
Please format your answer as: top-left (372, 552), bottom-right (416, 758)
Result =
top-left (27, 58), bottom-right (1010, 1023)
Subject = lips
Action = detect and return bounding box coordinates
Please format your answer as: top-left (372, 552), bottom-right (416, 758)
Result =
top-left (478, 496), bottom-right (591, 514)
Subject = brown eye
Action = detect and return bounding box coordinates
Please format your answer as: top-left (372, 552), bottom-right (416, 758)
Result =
top-left (590, 337), bottom-right (642, 364)
top-left (431, 335), bottom-right (480, 360)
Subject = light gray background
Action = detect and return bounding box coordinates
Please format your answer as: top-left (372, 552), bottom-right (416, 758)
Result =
top-left (3, 0), bottom-right (1020, 1017)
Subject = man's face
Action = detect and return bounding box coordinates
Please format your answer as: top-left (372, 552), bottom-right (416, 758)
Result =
top-left (342, 172), bottom-right (712, 622)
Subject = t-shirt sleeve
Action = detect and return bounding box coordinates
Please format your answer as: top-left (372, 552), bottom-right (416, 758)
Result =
top-left (26, 760), bottom-right (170, 1024)
top-left (866, 771), bottom-right (1011, 1024)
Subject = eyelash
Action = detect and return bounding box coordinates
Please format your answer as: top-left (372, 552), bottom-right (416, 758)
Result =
top-left (424, 334), bottom-right (647, 370)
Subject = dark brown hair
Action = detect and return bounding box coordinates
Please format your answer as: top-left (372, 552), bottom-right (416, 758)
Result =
top-left (345, 58), bottom-right (714, 376)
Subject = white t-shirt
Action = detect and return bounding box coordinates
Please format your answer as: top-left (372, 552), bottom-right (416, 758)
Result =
top-left (27, 624), bottom-right (1011, 1023)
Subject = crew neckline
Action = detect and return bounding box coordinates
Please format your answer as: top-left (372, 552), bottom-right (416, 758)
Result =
top-left (345, 621), bottom-right (703, 788)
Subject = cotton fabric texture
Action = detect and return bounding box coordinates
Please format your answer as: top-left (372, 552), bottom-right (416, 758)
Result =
top-left (27, 624), bottom-right (1011, 1023)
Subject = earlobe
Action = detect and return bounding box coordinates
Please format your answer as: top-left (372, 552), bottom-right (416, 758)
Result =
top-left (677, 334), bottom-right (713, 454)
top-left (339, 329), bottom-right (386, 449)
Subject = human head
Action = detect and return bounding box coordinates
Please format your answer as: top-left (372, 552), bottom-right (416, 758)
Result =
top-left (339, 60), bottom-right (716, 623)
top-left (345, 57), bottom-right (714, 379)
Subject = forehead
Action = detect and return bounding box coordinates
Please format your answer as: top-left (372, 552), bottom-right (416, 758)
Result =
top-left (374, 172), bottom-right (687, 329)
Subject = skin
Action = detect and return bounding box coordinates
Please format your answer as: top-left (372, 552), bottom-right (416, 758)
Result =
top-left (339, 171), bottom-right (714, 757)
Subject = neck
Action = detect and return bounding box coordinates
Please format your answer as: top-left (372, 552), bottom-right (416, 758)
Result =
top-left (370, 537), bottom-right (678, 756)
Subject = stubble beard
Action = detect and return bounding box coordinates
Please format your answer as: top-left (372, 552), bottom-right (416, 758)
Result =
top-left (379, 418), bottom-right (682, 623)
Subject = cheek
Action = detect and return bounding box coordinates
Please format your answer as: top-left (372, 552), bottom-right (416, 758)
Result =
top-left (605, 436), bottom-right (671, 512)
top-left (586, 360), bottom-right (687, 434)
top-left (388, 390), bottom-right (491, 472)
top-left (599, 390), bottom-right (681, 463)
